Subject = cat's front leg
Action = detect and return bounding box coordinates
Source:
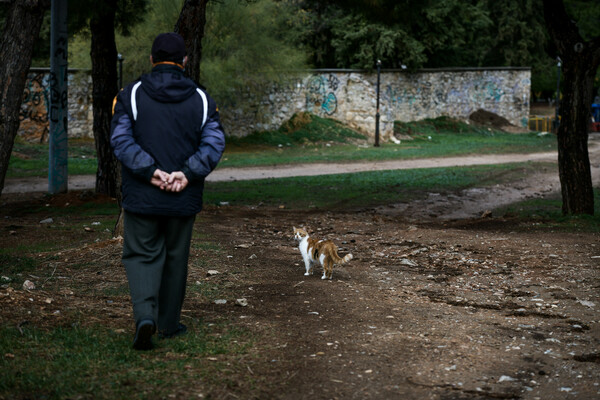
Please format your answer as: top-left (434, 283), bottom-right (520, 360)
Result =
top-left (304, 259), bottom-right (313, 276)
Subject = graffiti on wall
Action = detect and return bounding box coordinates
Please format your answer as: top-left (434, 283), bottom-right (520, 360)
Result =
top-left (18, 70), bottom-right (94, 142)
top-left (305, 74), bottom-right (339, 116)
top-left (382, 72), bottom-right (528, 125)
top-left (20, 73), bottom-right (50, 142)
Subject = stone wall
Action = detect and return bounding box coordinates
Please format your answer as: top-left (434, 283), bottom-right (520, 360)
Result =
top-left (19, 68), bottom-right (93, 142)
top-left (220, 67), bottom-right (531, 140)
top-left (18, 67), bottom-right (530, 142)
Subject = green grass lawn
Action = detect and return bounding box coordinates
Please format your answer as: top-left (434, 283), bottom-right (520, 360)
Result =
top-left (7, 115), bottom-right (557, 176)
top-left (6, 114), bottom-right (598, 230)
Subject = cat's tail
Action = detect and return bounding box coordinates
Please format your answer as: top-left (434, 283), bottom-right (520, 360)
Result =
top-left (334, 252), bottom-right (353, 265)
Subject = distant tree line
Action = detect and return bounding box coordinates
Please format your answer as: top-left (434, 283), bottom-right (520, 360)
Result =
top-left (295, 0), bottom-right (599, 99)
top-left (6, 0), bottom-right (599, 100)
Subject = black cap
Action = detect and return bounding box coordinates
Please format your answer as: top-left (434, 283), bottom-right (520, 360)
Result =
top-left (151, 32), bottom-right (186, 63)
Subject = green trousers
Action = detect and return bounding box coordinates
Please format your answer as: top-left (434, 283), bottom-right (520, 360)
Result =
top-left (122, 211), bottom-right (196, 335)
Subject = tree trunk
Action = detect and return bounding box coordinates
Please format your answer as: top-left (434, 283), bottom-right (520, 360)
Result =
top-left (90, 0), bottom-right (120, 198)
top-left (543, 0), bottom-right (600, 215)
top-left (174, 0), bottom-right (208, 84)
top-left (556, 61), bottom-right (596, 214)
top-left (0, 0), bottom-right (50, 197)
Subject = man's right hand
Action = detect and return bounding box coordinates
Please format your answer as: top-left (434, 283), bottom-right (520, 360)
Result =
top-left (151, 168), bottom-right (170, 190)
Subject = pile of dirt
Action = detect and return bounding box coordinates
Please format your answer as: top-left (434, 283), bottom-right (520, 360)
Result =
top-left (280, 112), bottom-right (313, 134)
top-left (469, 109), bottom-right (528, 133)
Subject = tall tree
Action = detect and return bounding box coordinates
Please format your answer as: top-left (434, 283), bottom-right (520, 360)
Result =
top-left (174, 0), bottom-right (208, 83)
top-left (543, 0), bottom-right (600, 215)
top-left (89, 0), bottom-right (120, 196)
top-left (0, 0), bottom-right (50, 197)
top-left (68, 0), bottom-right (148, 197)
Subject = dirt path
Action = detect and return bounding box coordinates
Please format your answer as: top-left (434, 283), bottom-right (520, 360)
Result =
top-left (4, 152), bottom-right (559, 194)
top-left (5, 134), bottom-right (600, 221)
top-left (193, 205), bottom-right (600, 399)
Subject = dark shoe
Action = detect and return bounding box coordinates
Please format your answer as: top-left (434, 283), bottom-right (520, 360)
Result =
top-left (158, 323), bottom-right (187, 339)
top-left (133, 319), bottom-right (156, 350)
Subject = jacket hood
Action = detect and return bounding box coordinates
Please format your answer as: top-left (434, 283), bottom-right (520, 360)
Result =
top-left (140, 65), bottom-right (197, 103)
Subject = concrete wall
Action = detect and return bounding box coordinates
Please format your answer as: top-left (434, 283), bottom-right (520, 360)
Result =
top-left (18, 67), bottom-right (530, 142)
top-left (220, 67), bottom-right (531, 140)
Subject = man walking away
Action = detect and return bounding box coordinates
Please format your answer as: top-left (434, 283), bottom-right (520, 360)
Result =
top-left (111, 32), bottom-right (226, 350)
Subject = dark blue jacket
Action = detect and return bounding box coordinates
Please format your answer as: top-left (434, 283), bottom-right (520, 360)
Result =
top-left (110, 64), bottom-right (225, 216)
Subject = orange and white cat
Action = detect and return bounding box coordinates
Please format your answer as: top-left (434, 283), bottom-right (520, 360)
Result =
top-left (293, 227), bottom-right (353, 280)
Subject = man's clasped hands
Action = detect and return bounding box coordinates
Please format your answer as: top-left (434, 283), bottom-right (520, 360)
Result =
top-left (151, 168), bottom-right (189, 193)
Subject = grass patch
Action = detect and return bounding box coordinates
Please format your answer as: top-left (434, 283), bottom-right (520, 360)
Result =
top-left (220, 117), bottom-right (556, 167)
top-left (0, 323), bottom-right (252, 400)
top-left (188, 280), bottom-right (223, 301)
top-left (0, 241), bottom-right (66, 258)
top-left (227, 112), bottom-right (366, 148)
top-left (205, 163), bottom-right (539, 210)
top-left (496, 189), bottom-right (600, 232)
top-left (8, 138), bottom-right (97, 178)
top-left (0, 254), bottom-right (39, 277)
top-left (191, 231), bottom-right (223, 252)
top-left (7, 116), bottom-right (556, 176)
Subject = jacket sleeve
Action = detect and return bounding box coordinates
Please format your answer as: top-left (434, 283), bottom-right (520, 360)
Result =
top-left (110, 90), bottom-right (157, 182)
top-left (181, 95), bottom-right (226, 182)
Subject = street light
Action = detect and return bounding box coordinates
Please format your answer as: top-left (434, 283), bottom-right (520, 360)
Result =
top-left (375, 59), bottom-right (381, 147)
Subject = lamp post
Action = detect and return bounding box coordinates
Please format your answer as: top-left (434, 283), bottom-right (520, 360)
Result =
top-left (118, 53), bottom-right (124, 89)
top-left (554, 56), bottom-right (562, 132)
top-left (375, 59), bottom-right (381, 147)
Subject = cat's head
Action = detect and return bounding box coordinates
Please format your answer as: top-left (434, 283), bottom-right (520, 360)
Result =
top-left (293, 226), bottom-right (308, 241)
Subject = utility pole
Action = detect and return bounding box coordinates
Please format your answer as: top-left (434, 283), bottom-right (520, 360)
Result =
top-left (375, 60), bottom-right (381, 147)
top-left (49, 0), bottom-right (68, 194)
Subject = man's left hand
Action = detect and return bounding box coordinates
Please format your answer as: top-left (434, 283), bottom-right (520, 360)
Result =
top-left (166, 171), bottom-right (189, 192)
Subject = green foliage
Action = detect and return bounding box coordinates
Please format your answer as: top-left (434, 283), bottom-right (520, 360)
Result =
top-left (296, 0), bottom-right (598, 94)
top-left (565, 0), bottom-right (600, 41)
top-left (70, 0), bottom-right (308, 101)
top-left (329, 13), bottom-right (426, 69)
top-left (298, 0), bottom-right (494, 70)
top-left (200, 0), bottom-right (308, 105)
top-left (70, 0), bottom-right (183, 79)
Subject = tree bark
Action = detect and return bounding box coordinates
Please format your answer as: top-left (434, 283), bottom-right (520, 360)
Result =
top-left (90, 0), bottom-right (121, 198)
top-left (174, 0), bottom-right (208, 84)
top-left (0, 0), bottom-right (50, 197)
top-left (543, 0), bottom-right (600, 215)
